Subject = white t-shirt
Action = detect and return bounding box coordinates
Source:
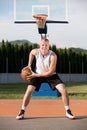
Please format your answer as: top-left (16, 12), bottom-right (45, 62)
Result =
top-left (35, 49), bottom-right (55, 74)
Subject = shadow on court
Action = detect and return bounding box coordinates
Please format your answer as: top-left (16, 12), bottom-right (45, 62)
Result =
top-left (0, 116), bottom-right (87, 130)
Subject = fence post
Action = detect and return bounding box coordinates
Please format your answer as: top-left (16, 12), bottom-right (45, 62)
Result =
top-left (69, 61), bottom-right (71, 82)
top-left (82, 61), bottom-right (84, 74)
top-left (21, 58), bottom-right (23, 69)
top-left (6, 57), bottom-right (8, 73)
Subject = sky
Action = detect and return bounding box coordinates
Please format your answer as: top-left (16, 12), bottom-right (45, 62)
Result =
top-left (0, 0), bottom-right (87, 49)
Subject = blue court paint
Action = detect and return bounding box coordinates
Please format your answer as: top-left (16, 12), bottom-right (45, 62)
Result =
top-left (32, 83), bottom-right (59, 96)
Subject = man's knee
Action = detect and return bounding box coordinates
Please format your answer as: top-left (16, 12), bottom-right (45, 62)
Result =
top-left (56, 83), bottom-right (67, 94)
top-left (27, 85), bottom-right (36, 93)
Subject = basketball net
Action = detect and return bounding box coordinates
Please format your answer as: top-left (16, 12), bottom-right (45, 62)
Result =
top-left (33, 14), bottom-right (48, 28)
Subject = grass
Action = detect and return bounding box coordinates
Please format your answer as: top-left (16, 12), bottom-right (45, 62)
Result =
top-left (0, 82), bottom-right (87, 99)
top-left (0, 83), bottom-right (27, 99)
top-left (66, 82), bottom-right (87, 99)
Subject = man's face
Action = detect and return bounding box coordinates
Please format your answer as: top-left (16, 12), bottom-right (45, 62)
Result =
top-left (40, 40), bottom-right (50, 56)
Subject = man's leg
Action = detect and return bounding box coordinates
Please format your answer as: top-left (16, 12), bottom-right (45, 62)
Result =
top-left (55, 83), bottom-right (75, 119)
top-left (16, 85), bottom-right (35, 120)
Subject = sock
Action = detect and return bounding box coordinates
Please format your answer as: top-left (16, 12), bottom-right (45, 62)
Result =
top-left (21, 105), bottom-right (26, 111)
top-left (65, 105), bottom-right (70, 111)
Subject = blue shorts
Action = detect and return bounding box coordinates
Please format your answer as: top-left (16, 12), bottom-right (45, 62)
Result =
top-left (28, 74), bottom-right (63, 91)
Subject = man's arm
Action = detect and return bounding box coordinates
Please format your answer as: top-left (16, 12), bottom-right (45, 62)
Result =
top-left (22, 49), bottom-right (37, 72)
top-left (28, 48), bottom-right (37, 68)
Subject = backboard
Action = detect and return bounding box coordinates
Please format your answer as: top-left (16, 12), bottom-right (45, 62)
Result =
top-left (14, 0), bottom-right (68, 23)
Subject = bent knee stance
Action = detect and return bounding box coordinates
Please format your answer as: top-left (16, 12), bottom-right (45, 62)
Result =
top-left (24, 85), bottom-right (36, 97)
top-left (56, 83), bottom-right (68, 95)
top-left (61, 87), bottom-right (67, 95)
top-left (27, 85), bottom-right (36, 93)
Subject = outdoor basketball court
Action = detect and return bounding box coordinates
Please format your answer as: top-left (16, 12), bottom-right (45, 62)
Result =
top-left (0, 99), bottom-right (87, 130)
top-left (0, 0), bottom-right (87, 129)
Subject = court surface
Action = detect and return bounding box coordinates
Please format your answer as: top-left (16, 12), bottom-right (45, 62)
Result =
top-left (0, 99), bottom-right (87, 130)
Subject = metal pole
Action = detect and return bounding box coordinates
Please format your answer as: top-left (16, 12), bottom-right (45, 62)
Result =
top-left (82, 61), bottom-right (84, 74)
top-left (6, 57), bottom-right (8, 73)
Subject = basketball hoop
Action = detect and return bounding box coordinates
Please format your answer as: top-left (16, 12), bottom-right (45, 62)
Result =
top-left (33, 14), bottom-right (48, 28)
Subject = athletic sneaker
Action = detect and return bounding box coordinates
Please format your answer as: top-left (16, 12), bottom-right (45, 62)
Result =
top-left (66, 109), bottom-right (75, 119)
top-left (16, 110), bottom-right (25, 120)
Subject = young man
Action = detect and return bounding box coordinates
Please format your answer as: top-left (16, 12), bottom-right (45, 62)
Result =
top-left (16, 39), bottom-right (75, 120)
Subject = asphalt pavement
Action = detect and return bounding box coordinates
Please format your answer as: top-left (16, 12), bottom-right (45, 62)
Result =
top-left (0, 116), bottom-right (87, 130)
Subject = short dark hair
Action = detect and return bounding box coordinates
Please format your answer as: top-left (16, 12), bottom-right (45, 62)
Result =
top-left (42, 38), bottom-right (49, 42)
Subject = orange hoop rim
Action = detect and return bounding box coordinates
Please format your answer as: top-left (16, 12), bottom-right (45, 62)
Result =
top-left (33, 14), bottom-right (48, 19)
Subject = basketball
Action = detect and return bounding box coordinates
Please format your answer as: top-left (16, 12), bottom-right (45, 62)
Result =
top-left (21, 67), bottom-right (32, 80)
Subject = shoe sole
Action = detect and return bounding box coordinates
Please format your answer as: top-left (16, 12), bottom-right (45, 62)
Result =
top-left (66, 116), bottom-right (75, 120)
top-left (16, 117), bottom-right (24, 120)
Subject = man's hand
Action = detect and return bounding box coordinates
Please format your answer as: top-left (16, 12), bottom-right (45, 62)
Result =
top-left (26, 72), bottom-right (37, 80)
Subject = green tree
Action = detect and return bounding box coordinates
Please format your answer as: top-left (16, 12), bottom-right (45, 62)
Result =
top-left (1, 42), bottom-right (6, 72)
top-left (14, 44), bottom-right (21, 72)
top-left (5, 41), bottom-right (13, 72)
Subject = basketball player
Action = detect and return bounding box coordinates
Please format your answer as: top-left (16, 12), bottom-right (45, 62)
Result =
top-left (16, 39), bottom-right (75, 120)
